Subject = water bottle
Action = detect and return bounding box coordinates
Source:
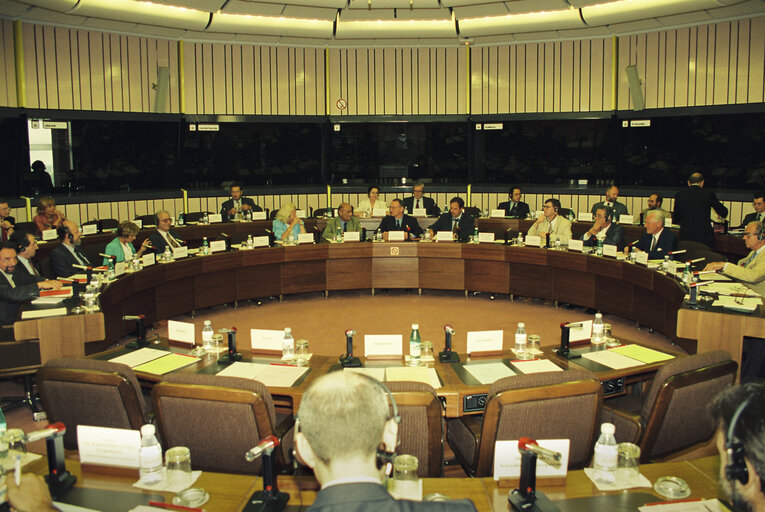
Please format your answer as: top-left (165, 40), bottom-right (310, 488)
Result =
top-left (177, 213), bottom-right (184, 226)
top-left (336, 224), bottom-right (343, 243)
top-left (246, 234), bottom-right (254, 249)
top-left (592, 313), bottom-right (604, 344)
top-left (629, 246), bottom-right (637, 263)
top-left (0, 408), bottom-right (7, 460)
top-left (202, 212), bottom-right (209, 224)
top-left (408, 323), bottom-right (422, 365)
top-left (376, 229), bottom-right (382, 241)
top-left (593, 422), bottom-right (618, 484)
top-left (683, 261), bottom-right (691, 284)
top-left (661, 255), bottom-right (670, 272)
top-left (282, 327), bottom-right (295, 360)
top-left (596, 238), bottom-right (604, 256)
top-left (163, 246), bottom-right (172, 261)
top-left (202, 237), bottom-right (209, 255)
top-left (139, 424), bottom-right (163, 485)
top-left (202, 320), bottom-right (213, 350)
top-left (472, 226), bottom-right (479, 243)
top-left (514, 323), bottom-right (527, 355)
top-left (107, 260), bottom-right (115, 279)
top-left (517, 233), bottom-right (523, 246)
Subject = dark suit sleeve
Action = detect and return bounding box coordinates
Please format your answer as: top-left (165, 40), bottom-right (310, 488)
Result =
top-left (426, 197), bottom-right (440, 217)
top-left (405, 216), bottom-right (423, 237)
top-left (710, 192), bottom-right (728, 218)
top-left (244, 198), bottom-right (262, 212)
top-left (148, 231), bottom-right (168, 253)
top-left (428, 214), bottom-right (449, 233)
top-left (672, 191), bottom-right (684, 224)
top-left (220, 200), bottom-right (231, 217)
top-left (377, 216), bottom-right (393, 233)
top-left (49, 247), bottom-right (73, 278)
top-left (519, 202), bottom-right (530, 219)
top-left (607, 225), bottom-right (625, 251)
top-left (635, 233), bottom-right (650, 252)
top-left (458, 215), bottom-right (475, 241)
top-left (0, 281), bottom-right (39, 303)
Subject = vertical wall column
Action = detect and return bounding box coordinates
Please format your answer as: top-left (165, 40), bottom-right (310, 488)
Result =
top-left (177, 40), bottom-right (185, 114)
top-left (13, 20), bottom-right (25, 108)
top-left (611, 35), bottom-right (618, 110)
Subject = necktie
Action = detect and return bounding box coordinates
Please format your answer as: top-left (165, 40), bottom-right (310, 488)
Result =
top-left (758, 212), bottom-right (763, 222)
top-left (32, 263), bottom-right (39, 276)
top-left (75, 248), bottom-right (89, 266)
top-left (342, 221), bottom-right (347, 232)
top-left (741, 252), bottom-right (758, 268)
top-left (396, 219), bottom-right (401, 229)
top-left (452, 218), bottom-right (459, 232)
top-left (649, 235), bottom-right (657, 253)
top-left (167, 233), bottom-right (180, 248)
top-left (416, 199), bottom-right (420, 209)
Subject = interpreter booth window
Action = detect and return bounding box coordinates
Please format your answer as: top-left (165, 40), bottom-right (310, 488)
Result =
top-left (26, 119), bottom-right (68, 195)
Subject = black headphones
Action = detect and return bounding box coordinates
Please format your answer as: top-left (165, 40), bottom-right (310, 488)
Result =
top-left (756, 222), bottom-right (764, 241)
top-left (360, 376), bottom-right (402, 474)
top-left (57, 225), bottom-right (73, 242)
top-left (725, 397), bottom-right (751, 486)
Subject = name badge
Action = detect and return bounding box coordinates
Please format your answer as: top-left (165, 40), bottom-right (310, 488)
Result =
top-left (619, 215), bottom-right (634, 225)
top-left (251, 329), bottom-right (285, 351)
top-left (296, 210), bottom-right (307, 218)
top-left (251, 211), bottom-right (266, 220)
top-left (208, 213), bottom-right (223, 223)
top-left (173, 246), bottom-right (188, 259)
top-left (114, 262), bottom-right (127, 276)
top-left (298, 233), bottom-right (314, 244)
top-left (82, 224), bottom-right (98, 235)
top-left (209, 240), bottom-right (226, 252)
top-left (436, 231), bottom-right (455, 242)
top-left (525, 235), bottom-right (541, 247)
top-left (635, 252), bottom-right (649, 265)
top-left (412, 208), bottom-right (427, 217)
top-left (364, 335), bottom-right (403, 357)
top-left (252, 236), bottom-right (269, 247)
top-left (578, 212), bottom-right (592, 222)
top-left (388, 231), bottom-right (405, 242)
top-left (478, 232), bottom-right (495, 243)
top-left (568, 320), bottom-right (593, 342)
top-left (77, 426), bottom-right (141, 469)
top-left (466, 330), bottom-right (503, 354)
top-left (603, 244), bottom-right (617, 257)
top-left (490, 209), bottom-right (505, 218)
top-left (568, 239), bottom-right (584, 252)
top-left (142, 253), bottom-right (156, 266)
top-left (42, 229), bottom-right (58, 241)
top-left (344, 231), bottom-right (360, 242)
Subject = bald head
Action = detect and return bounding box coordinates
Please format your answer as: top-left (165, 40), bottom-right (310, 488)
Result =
top-left (688, 172), bottom-right (705, 186)
top-left (337, 202), bottom-right (353, 222)
top-left (60, 220), bottom-right (81, 246)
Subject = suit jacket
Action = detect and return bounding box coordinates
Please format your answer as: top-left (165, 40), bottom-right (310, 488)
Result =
top-left (527, 215), bottom-right (572, 244)
top-left (12, 258), bottom-right (43, 286)
top-left (220, 197), bottom-right (261, 220)
top-left (722, 248), bottom-right (765, 297)
top-left (496, 201), bottom-right (530, 219)
top-left (0, 273), bottom-right (39, 325)
top-left (308, 482), bottom-right (477, 512)
top-left (402, 196), bottom-right (440, 217)
top-left (591, 201), bottom-right (629, 221)
top-left (428, 213), bottom-right (475, 242)
top-left (49, 243), bottom-right (91, 278)
top-left (581, 223), bottom-right (625, 251)
top-left (377, 214), bottom-right (423, 238)
top-left (1, 216), bottom-right (15, 242)
top-left (634, 229), bottom-right (678, 260)
top-left (322, 216), bottom-right (363, 241)
top-left (103, 237), bottom-right (136, 265)
top-left (738, 211), bottom-right (764, 229)
top-left (148, 229), bottom-right (183, 254)
top-left (673, 185), bottom-right (728, 247)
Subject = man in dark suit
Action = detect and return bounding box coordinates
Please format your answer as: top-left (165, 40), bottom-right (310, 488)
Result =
top-left (673, 172), bottom-right (728, 248)
top-left (427, 197), bottom-right (475, 242)
top-left (9, 231), bottom-right (44, 285)
top-left (401, 183), bottom-right (439, 217)
top-left (377, 199), bottom-right (423, 240)
top-left (590, 185), bottom-right (629, 222)
top-left (581, 205), bottom-right (625, 251)
top-left (49, 221), bottom-right (91, 277)
top-left (496, 186), bottom-right (530, 219)
top-left (632, 210), bottom-right (678, 259)
top-left (0, 199), bottom-right (15, 242)
top-left (148, 209), bottom-right (185, 253)
top-left (0, 241), bottom-right (62, 325)
top-left (295, 371), bottom-right (477, 512)
top-left (738, 191), bottom-right (764, 228)
top-left (220, 183), bottom-right (262, 221)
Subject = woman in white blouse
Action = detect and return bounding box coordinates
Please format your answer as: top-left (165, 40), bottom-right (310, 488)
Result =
top-left (356, 185), bottom-right (381, 217)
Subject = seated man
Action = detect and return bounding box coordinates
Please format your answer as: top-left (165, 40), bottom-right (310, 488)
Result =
top-left (497, 186), bottom-right (530, 219)
top-left (220, 182), bottom-right (262, 221)
top-left (402, 183), bottom-right (440, 217)
top-left (527, 198), bottom-right (572, 244)
top-left (704, 221), bottom-right (765, 297)
top-left (0, 199), bottom-right (15, 242)
top-left (322, 203), bottom-right (362, 241)
top-left (49, 221), bottom-right (91, 277)
top-left (631, 209), bottom-right (678, 259)
top-left (591, 185), bottom-right (629, 222)
top-left (147, 210), bottom-right (184, 253)
top-left (10, 231), bottom-right (44, 284)
top-left (427, 197), bottom-right (475, 242)
top-left (640, 193), bottom-right (669, 224)
top-left (295, 371), bottom-right (477, 512)
top-left (739, 191), bottom-right (764, 228)
top-left (0, 241), bottom-right (62, 325)
top-left (377, 199), bottom-right (423, 241)
top-left (581, 206), bottom-right (625, 251)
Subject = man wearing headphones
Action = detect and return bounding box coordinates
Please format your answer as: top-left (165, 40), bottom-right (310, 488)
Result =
top-left (581, 205), bottom-right (625, 251)
top-left (705, 221), bottom-right (765, 297)
top-left (527, 198), bottom-right (572, 244)
top-left (295, 371), bottom-right (477, 511)
top-left (709, 382), bottom-right (765, 512)
top-left (0, 241), bottom-right (62, 326)
top-left (148, 210), bottom-right (184, 253)
top-left (9, 231), bottom-right (44, 285)
top-left (49, 220), bottom-right (91, 278)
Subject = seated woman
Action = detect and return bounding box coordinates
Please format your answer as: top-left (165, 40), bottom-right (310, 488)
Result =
top-left (103, 221), bottom-right (151, 265)
top-left (33, 197), bottom-right (65, 235)
top-left (273, 203), bottom-right (306, 242)
top-left (355, 185), bottom-right (381, 217)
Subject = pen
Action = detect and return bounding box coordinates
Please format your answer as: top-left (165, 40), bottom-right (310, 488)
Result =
top-left (14, 454), bottom-right (21, 486)
top-left (147, 501), bottom-right (205, 512)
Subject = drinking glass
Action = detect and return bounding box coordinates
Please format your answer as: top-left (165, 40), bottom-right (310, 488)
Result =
top-left (166, 446), bottom-right (193, 490)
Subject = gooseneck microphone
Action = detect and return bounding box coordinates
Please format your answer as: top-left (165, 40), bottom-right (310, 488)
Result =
top-left (122, 315), bottom-right (145, 321)
top-left (439, 324), bottom-right (460, 363)
top-left (340, 329), bottom-right (361, 367)
top-left (245, 435), bottom-right (279, 462)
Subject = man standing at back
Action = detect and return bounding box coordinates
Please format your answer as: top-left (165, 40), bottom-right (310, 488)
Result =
top-left (673, 172), bottom-right (728, 248)
top-left (402, 183), bottom-right (439, 217)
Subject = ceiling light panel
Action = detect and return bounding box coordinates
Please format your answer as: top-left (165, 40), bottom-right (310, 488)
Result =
top-left (254, 0), bottom-right (346, 7)
top-left (208, 12), bottom-right (334, 37)
top-left (19, 0), bottom-right (78, 11)
top-left (0, 0), bottom-right (32, 16)
top-left (581, 0), bottom-right (722, 26)
top-left (346, 0), bottom-right (440, 8)
top-left (281, 5), bottom-right (337, 20)
top-left (335, 18), bottom-right (455, 38)
top-left (148, 0), bottom-right (225, 12)
top-left (81, 17), bottom-right (140, 31)
top-left (25, 6), bottom-right (86, 24)
top-left (707, 0), bottom-right (765, 18)
top-left (221, 1), bottom-right (284, 16)
top-left (442, 0), bottom-right (508, 6)
top-left (459, 8), bottom-right (583, 36)
top-left (133, 23), bottom-right (187, 36)
top-left (72, 0), bottom-right (210, 30)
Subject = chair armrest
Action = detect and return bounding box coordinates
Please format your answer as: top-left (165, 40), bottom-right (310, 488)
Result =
top-left (602, 405), bottom-right (643, 444)
top-left (274, 413), bottom-right (296, 440)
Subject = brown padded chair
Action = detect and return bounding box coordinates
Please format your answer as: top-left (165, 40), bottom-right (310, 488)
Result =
top-left (0, 336), bottom-right (41, 413)
top-left (386, 381), bottom-right (444, 477)
top-left (37, 358), bottom-right (149, 450)
top-left (152, 373), bottom-right (295, 475)
top-left (447, 369), bottom-right (602, 477)
top-left (601, 350), bottom-right (737, 462)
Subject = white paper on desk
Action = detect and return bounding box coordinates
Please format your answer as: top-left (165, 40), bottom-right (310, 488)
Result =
top-left (32, 297), bottom-right (65, 304)
top-left (82, 224), bottom-right (98, 235)
top-left (490, 209), bottom-right (505, 218)
top-left (707, 282), bottom-right (761, 297)
top-left (619, 215), bottom-right (635, 225)
top-left (385, 366), bottom-right (441, 389)
top-left (387, 231), bottom-right (405, 242)
top-left (494, 440), bottom-right (570, 480)
top-left (206, 213), bottom-right (222, 223)
top-left (251, 236), bottom-right (269, 247)
top-left (364, 334), bottom-right (403, 357)
top-left (247, 211), bottom-right (265, 220)
top-left (114, 261), bottom-right (127, 277)
top-left (77, 425), bottom-right (141, 468)
top-left (251, 328), bottom-right (284, 351)
top-left (436, 231), bottom-right (454, 242)
top-left (713, 296), bottom-right (762, 312)
top-left (344, 367), bottom-right (385, 381)
top-left (21, 307), bottom-right (67, 319)
top-left (298, 233), bottom-right (314, 244)
top-left (141, 253), bottom-right (155, 266)
top-left (637, 498), bottom-right (726, 512)
top-left (344, 231), bottom-right (360, 242)
top-left (168, 320), bottom-right (195, 345)
top-left (217, 361), bottom-right (268, 379)
top-left (372, 208), bottom-right (387, 217)
top-left (578, 212), bottom-right (593, 222)
top-left (109, 348), bottom-right (169, 367)
top-left (42, 228), bottom-right (58, 241)
top-left (525, 235), bottom-right (541, 247)
top-left (699, 272), bottom-right (731, 282)
top-left (603, 244), bottom-right (617, 258)
top-left (173, 246), bottom-right (188, 259)
top-left (210, 240), bottom-right (226, 252)
top-left (581, 350), bottom-right (644, 369)
top-left (466, 330), bottom-right (503, 354)
top-left (568, 239), bottom-right (584, 252)
top-left (54, 502), bottom-right (102, 512)
top-left (255, 364), bottom-right (309, 387)
top-left (511, 359), bottom-right (563, 374)
top-left (567, 320), bottom-right (592, 342)
top-left (464, 362), bottom-right (515, 384)
top-left (133, 219), bottom-right (143, 228)
top-left (667, 260), bottom-right (678, 275)
top-left (635, 252), bottom-right (649, 265)
top-left (412, 208), bottom-right (427, 217)
top-left (479, 232), bottom-right (495, 243)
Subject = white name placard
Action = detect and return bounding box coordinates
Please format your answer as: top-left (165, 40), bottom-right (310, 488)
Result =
top-left (82, 224), bottom-right (98, 235)
top-left (466, 330), bottom-right (503, 354)
top-left (114, 262), bottom-right (127, 277)
top-left (210, 240), bottom-right (226, 252)
top-left (568, 239), bottom-right (584, 252)
top-left (666, 217), bottom-right (673, 226)
top-left (344, 231), bottom-right (360, 242)
top-left (133, 219), bottom-right (143, 229)
top-left (478, 232), bottom-right (495, 243)
top-left (251, 329), bottom-right (285, 351)
top-left (372, 208), bottom-right (388, 217)
top-left (298, 233), bottom-right (314, 244)
top-left (568, 320), bottom-right (593, 342)
top-left (388, 231), bottom-right (405, 242)
top-left (436, 231), bottom-right (455, 242)
top-left (173, 246), bottom-right (188, 259)
top-left (77, 426), bottom-right (141, 469)
top-left (296, 210), bottom-right (307, 218)
top-left (490, 209), bottom-right (505, 218)
top-left (208, 213), bottom-right (223, 223)
top-left (412, 208), bottom-right (427, 217)
top-left (578, 212), bottom-right (593, 222)
top-left (619, 215), bottom-right (634, 225)
top-left (635, 251), bottom-right (649, 265)
top-left (168, 320), bottom-right (195, 344)
top-left (603, 244), bottom-right (617, 258)
top-left (667, 260), bottom-right (678, 274)
top-left (494, 439), bottom-right (570, 480)
top-left (42, 229), bottom-right (58, 241)
top-left (252, 236), bottom-right (269, 247)
top-left (364, 335), bottom-right (403, 357)
top-left (142, 253), bottom-right (156, 266)
top-left (525, 235), bottom-right (541, 247)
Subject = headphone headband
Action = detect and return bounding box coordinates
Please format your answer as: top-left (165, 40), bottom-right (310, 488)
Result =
top-left (725, 397), bottom-right (751, 485)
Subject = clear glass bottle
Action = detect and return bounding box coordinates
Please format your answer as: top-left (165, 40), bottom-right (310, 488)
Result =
top-left (596, 238), bottom-right (604, 256)
top-left (202, 212), bottom-right (209, 224)
top-left (376, 229), bottom-right (382, 241)
top-left (517, 233), bottom-right (524, 246)
top-left (514, 322), bottom-right (527, 355)
top-left (202, 237), bottom-right (209, 255)
top-left (282, 327), bottom-right (295, 360)
top-left (202, 320), bottom-right (214, 350)
top-left (246, 234), bottom-right (254, 249)
top-left (107, 260), bottom-right (115, 279)
top-left (164, 246), bottom-right (172, 261)
top-left (593, 423), bottom-right (618, 484)
top-left (592, 313), bottom-right (604, 344)
top-left (472, 226), bottom-right (479, 243)
top-left (683, 261), bottom-right (691, 284)
top-left (336, 224), bottom-right (343, 243)
top-left (139, 424), bottom-right (163, 485)
top-left (629, 246), bottom-right (637, 262)
top-left (661, 255), bottom-right (670, 272)
top-left (408, 323), bottom-right (422, 366)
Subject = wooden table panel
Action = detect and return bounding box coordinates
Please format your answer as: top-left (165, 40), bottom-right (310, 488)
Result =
top-left (326, 258), bottom-right (373, 290)
top-left (194, 270), bottom-right (237, 309)
top-left (419, 258), bottom-right (465, 290)
top-left (462, 243), bottom-right (507, 262)
top-left (553, 269), bottom-right (595, 306)
top-left (509, 262), bottom-right (552, 299)
top-left (156, 278), bottom-right (196, 318)
top-left (282, 261), bottom-right (326, 294)
top-left (587, 256), bottom-right (623, 279)
top-left (236, 263), bottom-right (282, 300)
top-left (594, 275), bottom-right (633, 319)
top-left (548, 250), bottom-right (588, 272)
top-left (465, 260), bottom-right (510, 294)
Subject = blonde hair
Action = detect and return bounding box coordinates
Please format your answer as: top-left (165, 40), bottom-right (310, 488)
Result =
top-left (275, 203), bottom-right (297, 224)
top-left (37, 196), bottom-right (56, 214)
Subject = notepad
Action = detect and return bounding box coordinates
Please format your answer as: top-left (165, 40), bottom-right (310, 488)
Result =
top-left (609, 345), bottom-right (675, 364)
top-left (385, 367), bottom-right (441, 389)
top-left (216, 361), bottom-right (308, 387)
top-left (344, 367), bottom-right (386, 381)
top-left (464, 362), bottom-right (516, 384)
top-left (21, 307), bottom-right (68, 319)
top-left (108, 348), bottom-right (170, 368)
top-left (132, 353), bottom-right (199, 375)
top-left (581, 350), bottom-right (644, 370)
top-left (511, 359), bottom-right (563, 374)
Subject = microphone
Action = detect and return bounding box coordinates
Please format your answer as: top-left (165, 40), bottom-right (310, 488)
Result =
top-left (668, 249), bottom-right (686, 255)
top-left (345, 329), bottom-right (356, 356)
top-left (122, 315), bottom-right (145, 321)
top-left (99, 253), bottom-right (116, 260)
top-left (518, 437), bottom-right (562, 469)
top-left (72, 264), bottom-right (91, 270)
top-left (25, 422), bottom-right (67, 443)
top-left (439, 324), bottom-right (459, 363)
top-left (245, 435), bottom-right (279, 462)
top-left (340, 329), bottom-right (361, 367)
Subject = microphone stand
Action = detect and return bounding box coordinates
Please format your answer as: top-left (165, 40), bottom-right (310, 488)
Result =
top-left (508, 440), bottom-right (560, 512)
top-left (339, 330), bottom-right (361, 367)
top-left (125, 316), bottom-right (151, 349)
top-left (553, 323), bottom-right (580, 360)
top-left (218, 328), bottom-right (242, 364)
top-left (44, 425), bottom-right (77, 500)
top-left (439, 325), bottom-right (460, 363)
top-left (243, 447), bottom-right (289, 512)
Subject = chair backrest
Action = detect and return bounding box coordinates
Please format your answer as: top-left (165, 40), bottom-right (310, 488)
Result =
top-left (135, 214), bottom-right (156, 227)
top-left (464, 207), bottom-right (481, 218)
top-left (638, 350), bottom-right (737, 461)
top-left (99, 218), bottom-right (120, 231)
top-left (37, 358), bottom-right (148, 450)
top-left (386, 381), bottom-right (444, 477)
top-left (473, 370), bottom-right (602, 476)
top-left (677, 240), bottom-right (713, 261)
top-left (312, 208), bottom-right (333, 218)
top-left (152, 373), bottom-right (285, 474)
top-left (184, 212), bottom-right (210, 223)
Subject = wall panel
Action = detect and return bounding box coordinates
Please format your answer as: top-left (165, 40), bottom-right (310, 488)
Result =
top-left (0, 19), bottom-right (17, 107)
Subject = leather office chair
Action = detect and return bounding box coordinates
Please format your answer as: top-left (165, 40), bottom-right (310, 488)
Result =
top-left (601, 350), bottom-right (737, 462)
top-left (447, 370), bottom-right (602, 477)
top-left (0, 337), bottom-right (41, 413)
top-left (184, 212), bottom-right (211, 224)
top-left (312, 208), bottom-right (333, 218)
top-left (463, 207), bottom-right (481, 219)
top-left (37, 358), bottom-right (149, 450)
top-left (14, 222), bottom-right (36, 234)
top-left (152, 373), bottom-right (295, 475)
top-left (99, 218), bottom-right (120, 231)
top-left (135, 214), bottom-right (156, 227)
top-left (386, 381), bottom-right (444, 477)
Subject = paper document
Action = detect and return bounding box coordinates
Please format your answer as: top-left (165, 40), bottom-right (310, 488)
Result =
top-left (464, 362), bottom-right (516, 384)
top-left (637, 498), bottom-right (727, 511)
top-left (132, 353), bottom-right (199, 375)
top-left (707, 282), bottom-right (761, 297)
top-left (511, 359), bottom-right (563, 374)
top-left (712, 296), bottom-right (762, 312)
top-left (21, 307), bottom-right (67, 319)
top-left (216, 361), bottom-right (269, 380)
top-left (344, 367), bottom-right (386, 381)
top-left (385, 367), bottom-right (441, 389)
top-left (698, 272), bottom-right (732, 282)
top-left (609, 345), bottom-right (674, 364)
top-left (31, 297), bottom-right (65, 304)
top-left (216, 361), bottom-right (308, 387)
top-left (581, 350), bottom-right (644, 370)
top-left (108, 348), bottom-right (170, 368)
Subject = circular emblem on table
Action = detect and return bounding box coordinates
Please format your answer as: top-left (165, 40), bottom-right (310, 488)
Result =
top-left (390, 247), bottom-right (400, 256)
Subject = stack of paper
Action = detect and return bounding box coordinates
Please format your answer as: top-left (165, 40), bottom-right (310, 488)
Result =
top-left (712, 295), bottom-right (762, 312)
top-left (385, 367), bottom-right (441, 389)
top-left (217, 361), bottom-right (309, 387)
top-left (609, 345), bottom-right (674, 364)
top-left (132, 353), bottom-right (200, 375)
top-left (581, 350), bottom-right (644, 370)
top-left (463, 362), bottom-right (516, 384)
top-left (511, 359), bottom-right (563, 374)
top-left (109, 348), bottom-right (169, 368)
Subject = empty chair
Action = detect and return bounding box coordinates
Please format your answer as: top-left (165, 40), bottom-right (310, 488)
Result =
top-left (0, 337), bottom-right (41, 413)
top-left (152, 373), bottom-right (294, 475)
top-left (13, 221), bottom-right (36, 234)
top-left (677, 240), bottom-right (714, 262)
top-left (134, 214), bottom-right (156, 227)
top-left (312, 207), bottom-right (333, 218)
top-left (37, 358), bottom-right (149, 450)
top-left (447, 370), bottom-right (602, 477)
top-left (99, 218), bottom-right (119, 231)
top-left (463, 207), bottom-right (481, 218)
top-left (386, 381), bottom-right (444, 477)
top-left (184, 211), bottom-right (211, 224)
top-left (601, 350), bottom-right (737, 462)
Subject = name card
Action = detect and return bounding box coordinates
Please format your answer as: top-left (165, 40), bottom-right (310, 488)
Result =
top-left (490, 209), bottom-right (505, 218)
top-left (412, 208), bottom-right (427, 217)
top-left (42, 229), bottom-right (58, 241)
top-left (667, 260), bottom-right (678, 274)
top-left (525, 235), bottom-right (541, 247)
top-left (168, 320), bottom-right (195, 344)
top-left (467, 330), bottom-right (503, 354)
top-left (251, 211), bottom-right (267, 220)
top-left (372, 208), bottom-right (388, 217)
top-left (142, 253), bottom-right (155, 266)
top-left (494, 439), bottom-right (570, 480)
top-left (296, 210), bottom-right (306, 218)
top-left (114, 262), bottom-right (127, 276)
top-left (173, 246), bottom-right (188, 259)
top-left (578, 212), bottom-right (592, 222)
top-left (208, 213), bottom-right (223, 223)
top-left (635, 251), bottom-right (649, 265)
top-left (436, 231), bottom-right (454, 242)
top-left (251, 328), bottom-right (285, 351)
top-left (603, 244), bottom-right (617, 258)
top-left (298, 233), bottom-right (314, 244)
top-left (619, 215), bottom-right (634, 225)
top-left (388, 231), bottom-right (405, 242)
top-left (364, 334), bottom-right (403, 357)
top-left (568, 239), bottom-right (584, 252)
top-left (210, 240), bottom-right (226, 252)
top-left (133, 219), bottom-right (143, 229)
top-left (252, 236), bottom-right (269, 247)
top-left (82, 224), bottom-right (98, 235)
top-left (478, 232), bottom-right (495, 243)
top-left (568, 320), bottom-right (593, 342)
top-left (666, 217), bottom-right (673, 226)
top-left (344, 231), bottom-right (360, 242)
top-left (77, 426), bottom-right (141, 469)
